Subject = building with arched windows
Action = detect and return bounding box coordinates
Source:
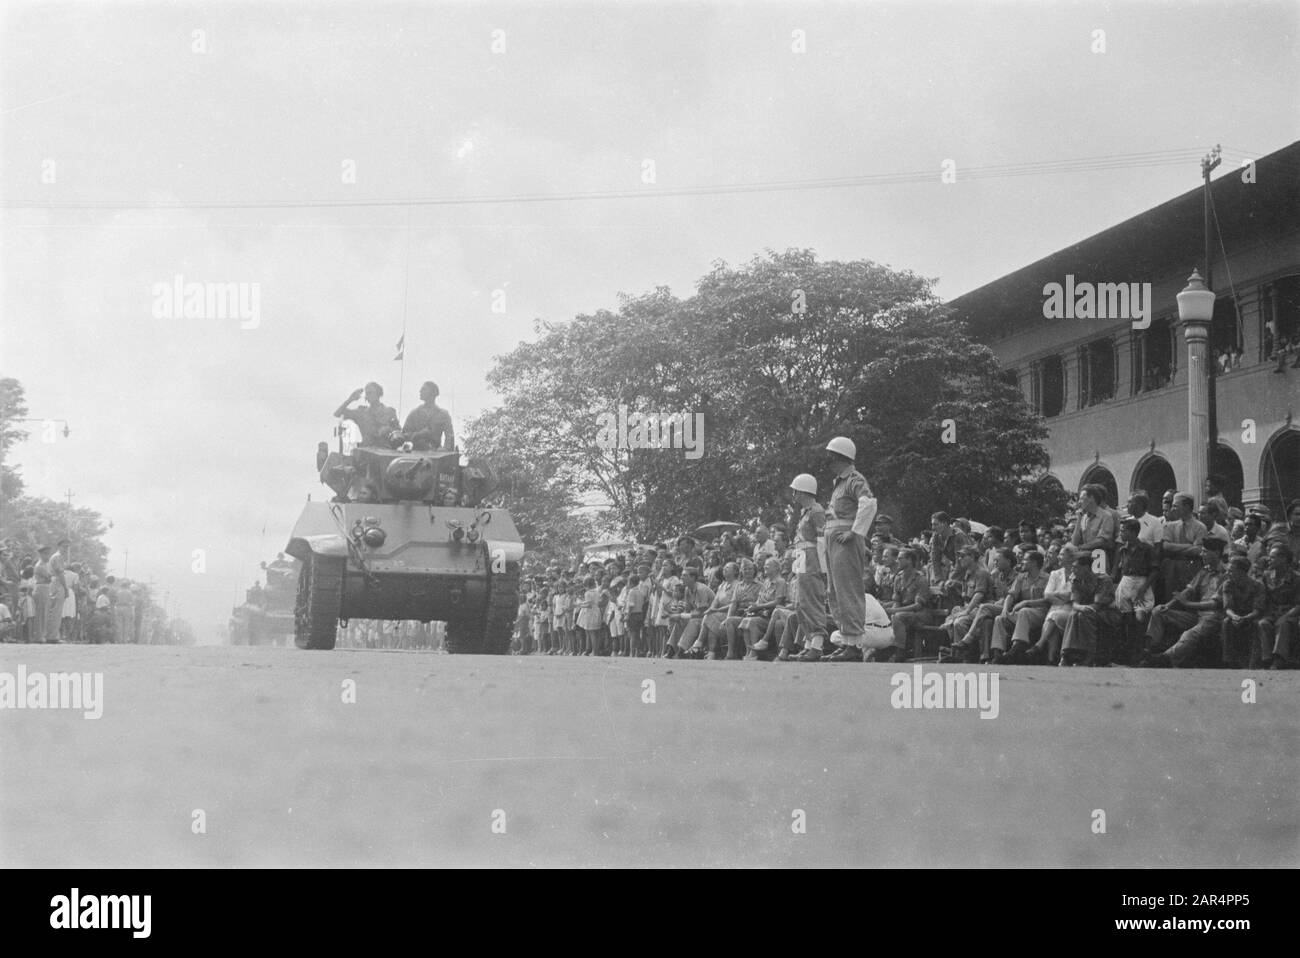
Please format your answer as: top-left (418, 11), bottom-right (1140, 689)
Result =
top-left (948, 141), bottom-right (1300, 517)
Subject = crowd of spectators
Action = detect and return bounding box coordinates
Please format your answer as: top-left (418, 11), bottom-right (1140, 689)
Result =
top-left (515, 489), bottom-right (1300, 670)
top-left (0, 539), bottom-right (148, 644)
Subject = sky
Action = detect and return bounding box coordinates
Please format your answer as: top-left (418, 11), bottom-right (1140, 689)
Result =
top-left (2, 0), bottom-right (1297, 640)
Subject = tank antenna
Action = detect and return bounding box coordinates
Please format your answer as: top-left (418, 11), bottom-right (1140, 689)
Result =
top-left (395, 207), bottom-right (412, 417)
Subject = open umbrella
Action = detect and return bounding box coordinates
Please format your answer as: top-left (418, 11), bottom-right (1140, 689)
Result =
top-left (584, 539), bottom-right (636, 554)
top-left (694, 521), bottom-right (742, 536)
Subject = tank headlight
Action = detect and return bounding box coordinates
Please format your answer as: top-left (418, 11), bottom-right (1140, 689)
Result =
top-left (363, 527), bottom-right (387, 548)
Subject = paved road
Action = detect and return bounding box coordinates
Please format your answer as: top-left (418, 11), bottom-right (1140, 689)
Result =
top-left (2, 645), bottom-right (1296, 867)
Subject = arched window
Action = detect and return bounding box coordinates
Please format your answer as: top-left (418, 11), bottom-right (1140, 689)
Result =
top-left (1080, 465), bottom-right (1119, 511)
top-left (1211, 445), bottom-right (1244, 511)
top-left (1132, 455), bottom-right (1177, 511)
top-left (1260, 428), bottom-right (1300, 519)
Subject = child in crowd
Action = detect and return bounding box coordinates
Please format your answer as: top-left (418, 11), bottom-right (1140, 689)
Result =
top-left (625, 568), bottom-right (651, 657)
top-left (576, 576), bottom-right (600, 656)
top-left (608, 578), bottom-right (626, 655)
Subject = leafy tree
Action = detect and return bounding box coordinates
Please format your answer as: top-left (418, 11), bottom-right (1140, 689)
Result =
top-left (2, 496), bottom-right (110, 577)
top-left (463, 402), bottom-right (597, 561)
top-left (0, 377), bottom-right (29, 504)
top-left (467, 249), bottom-right (1064, 541)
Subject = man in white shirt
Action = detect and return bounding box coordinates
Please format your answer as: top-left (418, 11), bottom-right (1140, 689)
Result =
top-left (1003, 545), bottom-right (1077, 663)
top-left (1126, 492), bottom-right (1162, 545)
top-left (751, 525), bottom-right (778, 563)
top-left (1198, 503), bottom-right (1232, 547)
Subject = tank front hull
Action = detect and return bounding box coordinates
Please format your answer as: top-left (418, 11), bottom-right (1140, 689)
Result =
top-left (339, 571), bottom-right (488, 623)
top-left (286, 501), bottom-right (523, 626)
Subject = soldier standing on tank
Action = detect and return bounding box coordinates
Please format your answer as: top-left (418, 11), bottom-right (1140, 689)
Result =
top-left (821, 436), bottom-right (878, 662)
top-left (334, 382), bottom-right (400, 446)
top-left (401, 381), bottom-right (455, 451)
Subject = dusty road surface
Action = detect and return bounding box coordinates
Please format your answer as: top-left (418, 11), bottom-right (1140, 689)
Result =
top-left (2, 644), bottom-right (1296, 868)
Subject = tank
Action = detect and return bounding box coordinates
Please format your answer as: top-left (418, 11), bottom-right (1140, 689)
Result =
top-left (228, 604), bottom-right (251, 645)
top-left (251, 555), bottom-right (298, 646)
top-left (285, 442), bottom-right (523, 652)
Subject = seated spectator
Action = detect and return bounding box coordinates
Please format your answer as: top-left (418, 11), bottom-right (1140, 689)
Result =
top-left (878, 548), bottom-right (931, 662)
top-left (1197, 503), bottom-right (1232, 547)
top-left (1113, 517), bottom-right (1159, 664)
top-left (1142, 539), bottom-right (1227, 668)
top-left (937, 546), bottom-right (993, 660)
top-left (979, 527), bottom-right (1006, 571)
top-left (758, 571), bottom-right (801, 660)
top-left (751, 525), bottom-right (778, 563)
top-left (87, 589), bottom-right (115, 644)
top-left (1264, 499), bottom-right (1300, 563)
top-left (1125, 492), bottom-right (1163, 545)
top-left (873, 514), bottom-right (899, 547)
top-left (665, 567), bottom-right (715, 659)
top-left (1160, 493), bottom-right (1208, 599)
top-left (874, 545), bottom-right (899, 597)
top-left (989, 550), bottom-right (1050, 663)
top-left (1234, 514), bottom-right (1266, 570)
top-left (1003, 544), bottom-right (1077, 664)
top-left (1219, 555), bottom-right (1263, 669)
top-left (1256, 545), bottom-right (1299, 669)
top-left (1025, 550), bottom-right (1089, 664)
top-left (716, 560), bottom-right (760, 659)
top-left (947, 547), bottom-right (1016, 662)
top-left (1060, 555), bottom-right (1119, 666)
top-left (1042, 541), bottom-right (1062, 573)
top-left (928, 512), bottom-right (968, 587)
top-left (1014, 519), bottom-right (1045, 557)
top-left (771, 529), bottom-right (791, 560)
top-left (1227, 507), bottom-right (1245, 540)
top-left (735, 557), bottom-right (790, 660)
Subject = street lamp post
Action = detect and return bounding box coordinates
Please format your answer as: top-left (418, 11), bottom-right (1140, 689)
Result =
top-left (1200, 147), bottom-right (1222, 502)
top-left (1178, 269), bottom-right (1216, 505)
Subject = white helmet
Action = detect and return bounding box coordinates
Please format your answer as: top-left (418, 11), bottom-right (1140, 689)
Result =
top-left (789, 473), bottom-right (818, 495)
top-left (825, 436), bottom-right (856, 460)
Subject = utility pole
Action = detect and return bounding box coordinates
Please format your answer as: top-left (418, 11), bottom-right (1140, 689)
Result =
top-left (64, 488), bottom-right (75, 561)
top-left (1201, 145), bottom-right (1222, 503)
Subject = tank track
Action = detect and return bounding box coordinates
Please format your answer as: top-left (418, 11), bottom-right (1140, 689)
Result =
top-left (295, 553), bottom-right (344, 650)
top-left (444, 553), bottom-right (519, 655)
top-left (481, 559), bottom-right (520, 655)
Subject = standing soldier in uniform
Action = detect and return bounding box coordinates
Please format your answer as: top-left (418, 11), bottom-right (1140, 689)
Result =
top-left (334, 382), bottom-right (401, 446)
top-left (32, 546), bottom-right (54, 644)
top-left (822, 437), bottom-right (878, 662)
top-left (401, 381), bottom-right (456, 451)
top-left (785, 473), bottom-right (828, 662)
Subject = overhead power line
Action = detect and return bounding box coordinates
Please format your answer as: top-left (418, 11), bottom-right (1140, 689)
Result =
top-left (0, 147), bottom-right (1263, 211)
